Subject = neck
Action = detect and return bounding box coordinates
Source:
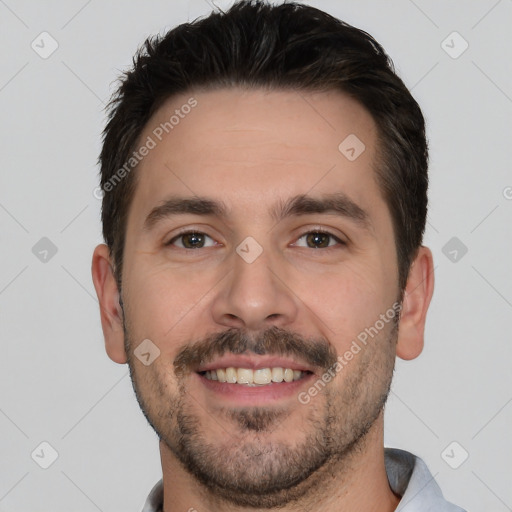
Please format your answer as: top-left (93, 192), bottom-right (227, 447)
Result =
top-left (159, 414), bottom-right (401, 512)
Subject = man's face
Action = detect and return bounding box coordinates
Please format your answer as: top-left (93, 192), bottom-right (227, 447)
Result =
top-left (120, 88), bottom-right (401, 506)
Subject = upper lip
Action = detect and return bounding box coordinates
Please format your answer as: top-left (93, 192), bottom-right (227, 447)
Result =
top-left (195, 354), bottom-right (315, 374)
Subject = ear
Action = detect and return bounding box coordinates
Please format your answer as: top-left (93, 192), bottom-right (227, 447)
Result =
top-left (91, 244), bottom-right (127, 364)
top-left (396, 246), bottom-right (435, 360)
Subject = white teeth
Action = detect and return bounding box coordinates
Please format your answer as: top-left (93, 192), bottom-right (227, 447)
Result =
top-left (237, 368), bottom-right (254, 384)
top-left (271, 367), bottom-right (284, 383)
top-left (253, 368), bottom-right (272, 385)
top-left (202, 367), bottom-right (306, 385)
top-left (226, 367), bottom-right (237, 383)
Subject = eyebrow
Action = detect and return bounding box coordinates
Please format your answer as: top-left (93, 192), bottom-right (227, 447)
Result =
top-left (143, 192), bottom-right (373, 233)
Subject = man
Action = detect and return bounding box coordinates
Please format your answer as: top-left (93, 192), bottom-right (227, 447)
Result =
top-left (91, 1), bottom-right (466, 510)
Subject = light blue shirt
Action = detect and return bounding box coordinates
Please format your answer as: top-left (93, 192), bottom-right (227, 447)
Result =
top-left (141, 448), bottom-right (466, 511)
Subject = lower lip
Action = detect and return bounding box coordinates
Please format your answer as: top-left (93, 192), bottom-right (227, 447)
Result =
top-left (196, 372), bottom-right (315, 405)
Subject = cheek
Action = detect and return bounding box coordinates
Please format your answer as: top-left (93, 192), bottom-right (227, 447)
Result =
top-left (297, 260), bottom-right (393, 344)
top-left (123, 261), bottom-right (218, 350)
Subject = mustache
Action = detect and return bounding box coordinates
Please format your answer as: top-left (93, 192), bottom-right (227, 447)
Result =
top-left (173, 325), bottom-right (338, 377)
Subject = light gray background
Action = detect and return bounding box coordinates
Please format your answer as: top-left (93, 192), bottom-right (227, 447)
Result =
top-left (1, 0), bottom-right (511, 510)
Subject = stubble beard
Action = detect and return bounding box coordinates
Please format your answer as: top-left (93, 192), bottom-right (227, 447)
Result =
top-left (124, 320), bottom-right (398, 508)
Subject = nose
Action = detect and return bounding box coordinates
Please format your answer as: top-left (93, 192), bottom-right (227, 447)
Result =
top-left (210, 244), bottom-right (299, 332)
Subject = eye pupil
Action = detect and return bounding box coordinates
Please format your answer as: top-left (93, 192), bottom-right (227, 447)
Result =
top-left (183, 233), bottom-right (204, 248)
top-left (307, 232), bottom-right (330, 248)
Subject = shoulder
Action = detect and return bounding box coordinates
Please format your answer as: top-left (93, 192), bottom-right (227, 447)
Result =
top-left (141, 479), bottom-right (164, 512)
top-left (385, 448), bottom-right (467, 512)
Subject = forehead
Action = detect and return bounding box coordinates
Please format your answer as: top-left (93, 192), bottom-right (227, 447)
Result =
top-left (128, 87), bottom-right (383, 226)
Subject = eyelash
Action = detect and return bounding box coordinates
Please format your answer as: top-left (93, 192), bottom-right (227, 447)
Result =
top-left (166, 228), bottom-right (346, 250)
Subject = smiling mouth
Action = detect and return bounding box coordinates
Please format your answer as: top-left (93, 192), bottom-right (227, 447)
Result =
top-left (199, 367), bottom-right (313, 386)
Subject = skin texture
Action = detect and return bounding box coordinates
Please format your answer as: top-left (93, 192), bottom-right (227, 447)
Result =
top-left (92, 88), bottom-right (434, 512)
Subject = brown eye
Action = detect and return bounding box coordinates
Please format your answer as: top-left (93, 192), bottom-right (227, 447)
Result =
top-left (295, 231), bottom-right (343, 249)
top-left (306, 232), bottom-right (331, 248)
top-left (168, 232), bottom-right (215, 249)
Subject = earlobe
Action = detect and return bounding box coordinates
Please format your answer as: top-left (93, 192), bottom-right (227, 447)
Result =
top-left (396, 246), bottom-right (435, 361)
top-left (91, 244), bottom-right (128, 364)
